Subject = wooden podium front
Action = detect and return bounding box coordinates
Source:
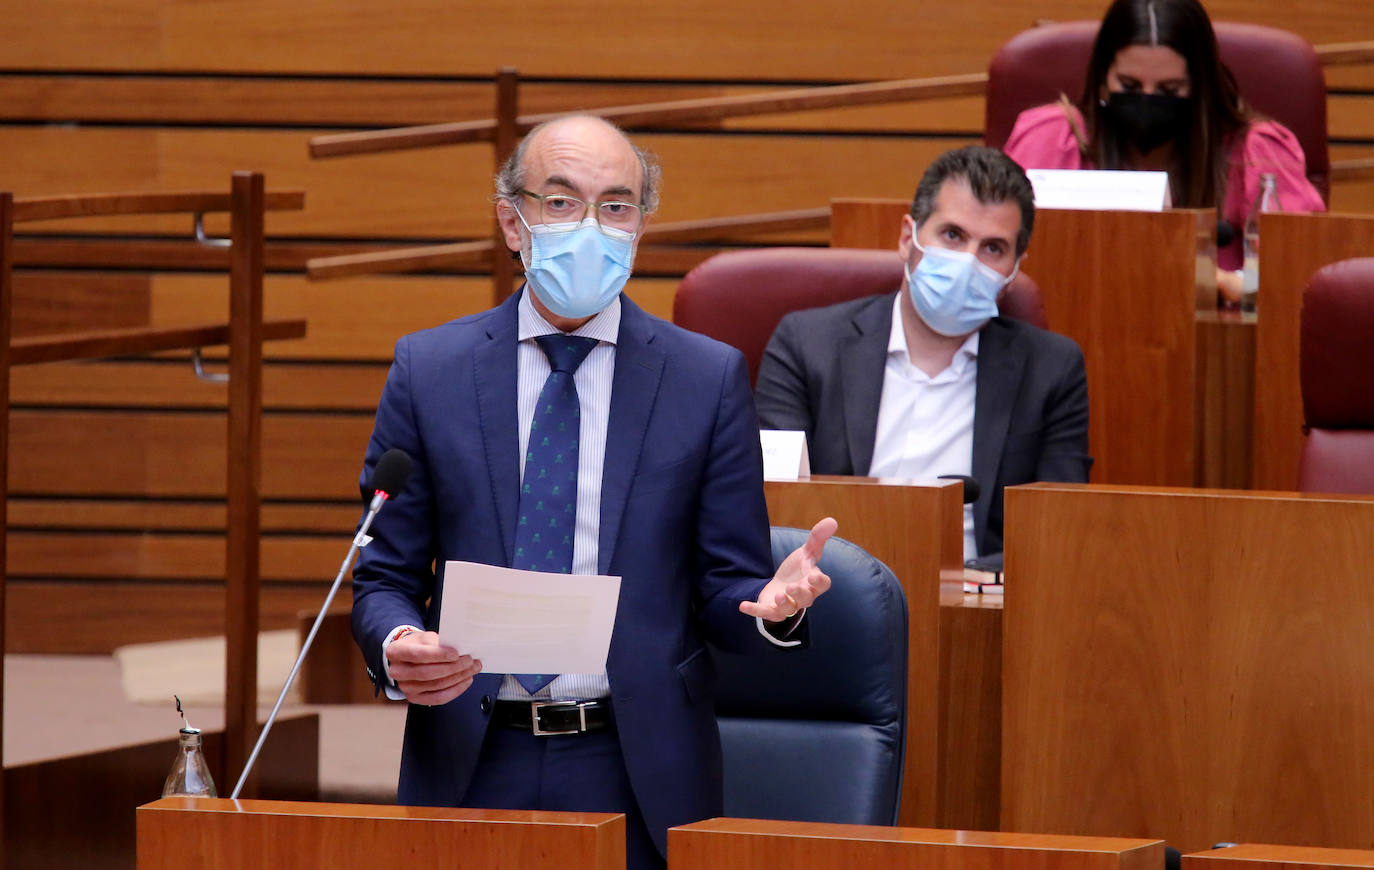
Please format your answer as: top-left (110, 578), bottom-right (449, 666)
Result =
top-left (832, 199), bottom-right (1232, 489)
top-left (1251, 212), bottom-right (1374, 491)
top-left (764, 476), bottom-right (1000, 830)
top-left (137, 798), bottom-right (625, 869)
top-left (1002, 483), bottom-right (1374, 851)
top-left (670, 818), bottom-right (1162, 870)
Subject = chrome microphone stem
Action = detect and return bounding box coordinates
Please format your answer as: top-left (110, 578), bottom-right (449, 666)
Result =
top-left (230, 498), bottom-right (385, 799)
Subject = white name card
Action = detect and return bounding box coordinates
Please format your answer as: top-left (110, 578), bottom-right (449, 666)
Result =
top-left (760, 430), bottom-right (810, 481)
top-left (1026, 169), bottom-right (1169, 212)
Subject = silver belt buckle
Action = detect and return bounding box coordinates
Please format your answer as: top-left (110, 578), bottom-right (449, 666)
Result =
top-left (531, 699), bottom-right (585, 736)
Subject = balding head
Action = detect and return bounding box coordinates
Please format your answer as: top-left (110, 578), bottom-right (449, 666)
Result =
top-left (495, 114), bottom-right (661, 215)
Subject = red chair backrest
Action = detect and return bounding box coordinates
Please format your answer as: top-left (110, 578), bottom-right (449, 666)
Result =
top-left (984, 20), bottom-right (1329, 202)
top-left (1298, 257), bottom-right (1374, 493)
top-left (672, 247), bottom-right (1046, 386)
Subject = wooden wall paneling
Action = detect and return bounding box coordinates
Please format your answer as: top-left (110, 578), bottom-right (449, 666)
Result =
top-left (6, 714), bottom-right (319, 870)
top-left (5, 581), bottom-right (344, 653)
top-left (1, 189), bottom-right (13, 848)
top-left (10, 273), bottom-right (152, 337)
top-left (138, 799), bottom-right (624, 870)
top-left (670, 818), bottom-right (1163, 870)
top-left (0, 74), bottom-right (983, 132)
top-left (7, 498), bottom-right (360, 532)
top-left (1002, 483), bottom-right (1374, 851)
top-left (1327, 145), bottom-right (1374, 215)
top-left (8, 410), bottom-right (371, 499)
top-left (0, 129), bottom-right (973, 238)
top-left (0, 0), bottom-right (1335, 87)
top-left (6, 532), bottom-right (345, 582)
top-left (1251, 213), bottom-right (1374, 491)
top-left (8, 361), bottom-right (390, 411)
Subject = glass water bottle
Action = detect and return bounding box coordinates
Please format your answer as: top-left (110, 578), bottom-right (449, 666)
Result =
top-left (162, 727), bottom-right (217, 798)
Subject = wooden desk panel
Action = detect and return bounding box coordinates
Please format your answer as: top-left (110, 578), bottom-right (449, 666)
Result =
top-left (670, 818), bottom-right (1162, 870)
top-left (765, 476), bottom-right (962, 829)
top-left (1186, 844), bottom-right (1374, 870)
top-left (1252, 213), bottom-right (1374, 491)
top-left (1003, 483), bottom-right (1374, 852)
top-left (138, 799), bottom-right (624, 870)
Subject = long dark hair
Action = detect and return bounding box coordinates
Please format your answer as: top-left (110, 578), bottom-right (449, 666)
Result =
top-left (1078, 0), bottom-right (1251, 207)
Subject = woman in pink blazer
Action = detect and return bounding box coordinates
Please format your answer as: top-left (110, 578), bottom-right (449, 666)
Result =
top-left (1002, 0), bottom-right (1325, 302)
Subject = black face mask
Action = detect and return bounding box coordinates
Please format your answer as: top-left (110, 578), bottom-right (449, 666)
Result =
top-left (1102, 91), bottom-right (1191, 154)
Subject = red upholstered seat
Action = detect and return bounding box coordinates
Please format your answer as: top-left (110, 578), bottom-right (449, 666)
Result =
top-left (985, 21), bottom-right (1329, 202)
top-left (672, 247), bottom-right (1046, 386)
top-left (1298, 258), bottom-right (1374, 493)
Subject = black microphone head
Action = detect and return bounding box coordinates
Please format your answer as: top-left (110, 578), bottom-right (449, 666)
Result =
top-left (937, 474), bottom-right (981, 504)
top-left (1217, 220), bottom-right (1236, 249)
top-left (370, 448), bottom-right (414, 499)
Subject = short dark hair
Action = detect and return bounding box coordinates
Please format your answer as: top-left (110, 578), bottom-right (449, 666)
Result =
top-left (910, 145), bottom-right (1036, 256)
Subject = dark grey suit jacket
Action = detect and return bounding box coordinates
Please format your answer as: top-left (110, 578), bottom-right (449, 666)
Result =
top-left (755, 291), bottom-right (1091, 556)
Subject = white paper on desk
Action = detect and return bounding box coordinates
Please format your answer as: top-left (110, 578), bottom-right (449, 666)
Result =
top-left (439, 560), bottom-right (621, 674)
top-left (1026, 169), bottom-right (1169, 212)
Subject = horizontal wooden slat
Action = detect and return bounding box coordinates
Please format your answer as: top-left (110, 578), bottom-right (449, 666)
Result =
top-left (11, 272), bottom-right (151, 337)
top-left (7, 531), bottom-right (343, 581)
top-left (1329, 144), bottom-right (1374, 213)
top-left (309, 74), bottom-right (988, 157)
top-left (9, 410), bottom-right (370, 499)
top-left (13, 189), bottom-right (303, 223)
top-left (10, 360), bottom-right (390, 410)
top-left (8, 498), bottom-right (361, 532)
top-left (5, 581), bottom-right (336, 653)
top-left (10, 318), bottom-right (306, 366)
top-left (0, 129), bottom-right (972, 237)
top-left (0, 73), bottom-right (989, 133)
top-left (3, 0), bottom-right (1369, 88)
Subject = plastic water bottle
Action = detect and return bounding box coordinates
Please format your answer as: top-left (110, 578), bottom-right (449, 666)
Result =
top-left (1241, 172), bottom-right (1280, 313)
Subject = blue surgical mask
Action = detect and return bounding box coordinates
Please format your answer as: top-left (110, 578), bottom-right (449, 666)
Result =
top-left (518, 213), bottom-right (635, 320)
top-left (905, 239), bottom-right (1018, 337)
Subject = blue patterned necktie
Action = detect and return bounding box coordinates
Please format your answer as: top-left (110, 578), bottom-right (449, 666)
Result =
top-left (512, 333), bottom-right (599, 694)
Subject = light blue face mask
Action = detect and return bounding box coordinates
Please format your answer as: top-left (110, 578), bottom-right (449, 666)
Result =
top-left (518, 213), bottom-right (635, 320)
top-left (905, 239), bottom-right (1019, 337)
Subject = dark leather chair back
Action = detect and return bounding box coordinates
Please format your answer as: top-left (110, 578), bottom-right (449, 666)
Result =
top-left (673, 247), bottom-right (1047, 386)
top-left (1298, 258), bottom-right (1374, 493)
top-left (710, 527), bottom-right (907, 825)
top-left (985, 21), bottom-right (1329, 202)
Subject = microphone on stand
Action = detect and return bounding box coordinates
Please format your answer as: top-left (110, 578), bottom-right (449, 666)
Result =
top-left (230, 447), bottom-right (413, 799)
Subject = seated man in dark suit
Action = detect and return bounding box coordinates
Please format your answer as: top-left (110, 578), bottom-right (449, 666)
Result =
top-left (755, 145), bottom-right (1091, 560)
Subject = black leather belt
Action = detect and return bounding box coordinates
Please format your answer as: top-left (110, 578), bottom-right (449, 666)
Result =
top-left (493, 699), bottom-right (613, 736)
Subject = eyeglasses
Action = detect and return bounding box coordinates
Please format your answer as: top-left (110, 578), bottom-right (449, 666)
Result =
top-left (517, 189), bottom-right (645, 235)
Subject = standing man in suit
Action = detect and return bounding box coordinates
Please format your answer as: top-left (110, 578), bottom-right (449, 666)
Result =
top-left (351, 114), bottom-right (835, 870)
top-left (755, 145), bottom-right (1090, 560)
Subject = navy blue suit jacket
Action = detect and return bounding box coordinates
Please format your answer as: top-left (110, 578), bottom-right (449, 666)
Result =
top-left (351, 290), bottom-right (778, 854)
top-left (755, 291), bottom-right (1091, 556)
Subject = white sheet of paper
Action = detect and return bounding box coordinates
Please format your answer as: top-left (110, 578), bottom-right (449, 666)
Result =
top-left (438, 560), bottom-right (621, 674)
top-left (1026, 168), bottom-right (1169, 212)
top-left (760, 429), bottom-right (810, 480)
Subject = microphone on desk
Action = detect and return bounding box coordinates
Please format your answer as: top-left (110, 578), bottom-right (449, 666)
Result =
top-left (230, 447), bottom-right (414, 800)
top-left (937, 474), bottom-right (981, 505)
